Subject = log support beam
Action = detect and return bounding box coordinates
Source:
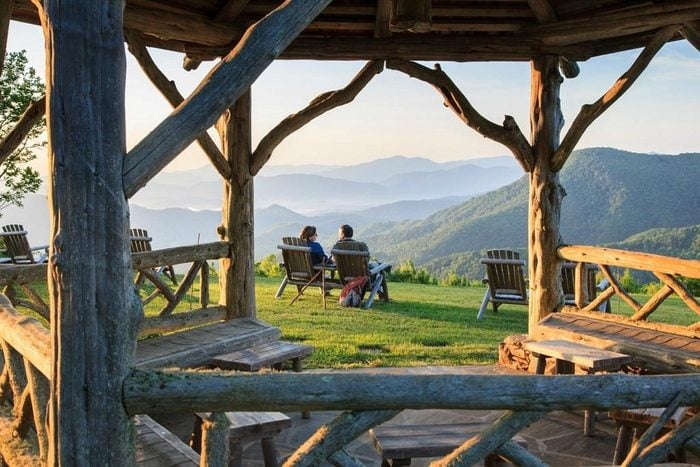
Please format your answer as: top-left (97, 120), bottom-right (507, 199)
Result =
top-left (386, 59), bottom-right (533, 171)
top-left (218, 90), bottom-right (255, 319)
top-left (528, 55), bottom-right (565, 333)
top-left (251, 60), bottom-right (384, 175)
top-left (122, 0), bottom-right (332, 197)
top-left (36, 0), bottom-right (141, 463)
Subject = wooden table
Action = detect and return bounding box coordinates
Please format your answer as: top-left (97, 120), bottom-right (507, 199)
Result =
top-left (523, 339), bottom-right (633, 435)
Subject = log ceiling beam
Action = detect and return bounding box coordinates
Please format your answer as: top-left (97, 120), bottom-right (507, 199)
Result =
top-left (250, 60), bottom-right (384, 175)
top-left (0, 95), bottom-right (45, 166)
top-left (184, 0), bottom-right (251, 70)
top-left (525, 2), bottom-right (700, 46)
top-left (552, 26), bottom-right (677, 172)
top-left (124, 29), bottom-right (230, 180)
top-left (527, 0), bottom-right (556, 23)
top-left (123, 0), bottom-right (332, 198)
top-left (386, 59), bottom-right (533, 172)
top-left (374, 0), bottom-right (392, 38)
top-left (681, 21), bottom-right (700, 51)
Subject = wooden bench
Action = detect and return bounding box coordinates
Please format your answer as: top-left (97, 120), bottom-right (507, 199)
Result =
top-left (369, 422), bottom-right (527, 467)
top-left (523, 339), bottom-right (633, 436)
top-left (135, 318), bottom-right (281, 369)
top-left (210, 340), bottom-right (314, 418)
top-left (135, 414), bottom-right (200, 466)
top-left (210, 340), bottom-right (313, 372)
top-left (190, 412), bottom-right (292, 467)
top-left (531, 310), bottom-right (700, 374)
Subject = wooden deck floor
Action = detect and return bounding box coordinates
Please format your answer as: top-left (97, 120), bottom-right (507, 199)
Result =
top-left (532, 311), bottom-right (699, 373)
top-left (135, 318), bottom-right (280, 369)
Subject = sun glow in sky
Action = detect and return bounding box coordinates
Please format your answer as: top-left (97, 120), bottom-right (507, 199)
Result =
top-left (7, 21), bottom-right (699, 176)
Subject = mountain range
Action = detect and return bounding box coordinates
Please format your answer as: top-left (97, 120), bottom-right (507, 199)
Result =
top-left (364, 148), bottom-right (699, 278)
top-left (3, 148), bottom-right (698, 281)
top-left (130, 155), bottom-right (521, 213)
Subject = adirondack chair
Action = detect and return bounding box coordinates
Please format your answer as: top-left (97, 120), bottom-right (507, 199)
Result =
top-left (476, 249), bottom-right (527, 319)
top-left (129, 228), bottom-right (177, 285)
top-left (330, 242), bottom-right (391, 309)
top-left (0, 224), bottom-right (48, 264)
top-left (276, 237), bottom-right (340, 308)
top-left (561, 262), bottom-right (608, 311)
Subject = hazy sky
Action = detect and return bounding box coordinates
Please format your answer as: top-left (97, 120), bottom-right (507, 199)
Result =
top-left (7, 21), bottom-right (699, 175)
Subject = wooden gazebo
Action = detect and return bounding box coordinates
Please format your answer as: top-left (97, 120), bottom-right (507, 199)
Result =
top-left (1, 0), bottom-right (699, 465)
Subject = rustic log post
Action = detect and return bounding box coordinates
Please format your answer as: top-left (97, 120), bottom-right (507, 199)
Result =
top-left (39, 0), bottom-right (141, 463)
top-left (528, 55), bottom-right (565, 333)
top-left (200, 261), bottom-right (210, 309)
top-left (218, 89), bottom-right (255, 319)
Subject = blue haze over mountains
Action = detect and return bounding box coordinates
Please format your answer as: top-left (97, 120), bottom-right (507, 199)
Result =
top-left (5, 149), bottom-right (698, 278)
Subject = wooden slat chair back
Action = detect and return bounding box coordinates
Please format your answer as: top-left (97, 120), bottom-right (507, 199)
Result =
top-left (1, 224), bottom-right (48, 264)
top-left (331, 241), bottom-right (390, 309)
top-left (477, 249), bottom-right (528, 319)
top-left (561, 262), bottom-right (599, 307)
top-left (277, 237), bottom-right (339, 307)
top-left (129, 228), bottom-right (177, 285)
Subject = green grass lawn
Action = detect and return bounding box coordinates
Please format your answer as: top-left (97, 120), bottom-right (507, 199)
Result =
top-left (255, 277), bottom-right (529, 369)
top-left (14, 274), bottom-right (698, 370)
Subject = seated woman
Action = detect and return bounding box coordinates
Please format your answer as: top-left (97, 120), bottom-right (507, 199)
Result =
top-left (299, 225), bottom-right (330, 265)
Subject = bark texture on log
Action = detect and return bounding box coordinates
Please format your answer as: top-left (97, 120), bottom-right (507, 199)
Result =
top-left (39, 1), bottom-right (141, 463)
top-left (124, 369), bottom-right (700, 415)
top-left (0, 0), bottom-right (12, 78)
top-left (219, 90), bottom-right (255, 319)
top-left (528, 55), bottom-right (565, 333)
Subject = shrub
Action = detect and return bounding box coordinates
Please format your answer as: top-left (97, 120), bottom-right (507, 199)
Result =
top-left (255, 254), bottom-right (284, 277)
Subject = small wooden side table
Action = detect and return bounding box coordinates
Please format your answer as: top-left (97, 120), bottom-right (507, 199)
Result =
top-left (523, 339), bottom-right (633, 436)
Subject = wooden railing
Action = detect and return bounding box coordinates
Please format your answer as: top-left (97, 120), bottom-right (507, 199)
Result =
top-left (558, 245), bottom-right (700, 331)
top-left (1, 294), bottom-right (700, 464)
top-left (0, 241), bottom-right (231, 336)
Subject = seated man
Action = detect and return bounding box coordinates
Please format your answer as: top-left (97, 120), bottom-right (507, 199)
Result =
top-left (332, 224), bottom-right (368, 253)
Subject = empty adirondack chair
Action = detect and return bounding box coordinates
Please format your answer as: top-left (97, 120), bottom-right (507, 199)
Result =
top-left (477, 249), bottom-right (527, 319)
top-left (561, 262), bottom-right (608, 311)
top-left (0, 224), bottom-right (48, 264)
top-left (129, 228), bottom-right (177, 285)
top-left (331, 242), bottom-right (391, 309)
top-left (276, 237), bottom-right (340, 308)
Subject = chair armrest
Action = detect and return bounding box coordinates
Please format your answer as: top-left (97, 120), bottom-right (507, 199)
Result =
top-left (277, 244), bottom-right (311, 252)
top-left (369, 262), bottom-right (391, 275)
top-left (480, 258), bottom-right (526, 266)
top-left (31, 245), bottom-right (49, 253)
top-left (0, 230), bottom-right (30, 237)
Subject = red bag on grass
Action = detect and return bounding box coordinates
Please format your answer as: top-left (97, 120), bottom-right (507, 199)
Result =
top-left (338, 276), bottom-right (368, 307)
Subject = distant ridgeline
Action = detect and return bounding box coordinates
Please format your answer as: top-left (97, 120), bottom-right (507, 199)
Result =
top-left (364, 148), bottom-right (700, 282)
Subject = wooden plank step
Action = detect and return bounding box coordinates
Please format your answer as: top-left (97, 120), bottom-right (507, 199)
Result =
top-left (370, 423), bottom-right (527, 462)
top-left (135, 318), bottom-right (281, 369)
top-left (523, 339), bottom-right (632, 371)
top-left (210, 341), bottom-right (314, 371)
top-left (135, 415), bottom-right (200, 466)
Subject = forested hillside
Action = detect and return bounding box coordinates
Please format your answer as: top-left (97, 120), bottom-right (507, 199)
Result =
top-left (365, 148), bottom-right (700, 279)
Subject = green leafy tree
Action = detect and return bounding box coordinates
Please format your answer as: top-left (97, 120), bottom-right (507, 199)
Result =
top-left (0, 50), bottom-right (44, 213)
top-left (255, 254), bottom-right (284, 277)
